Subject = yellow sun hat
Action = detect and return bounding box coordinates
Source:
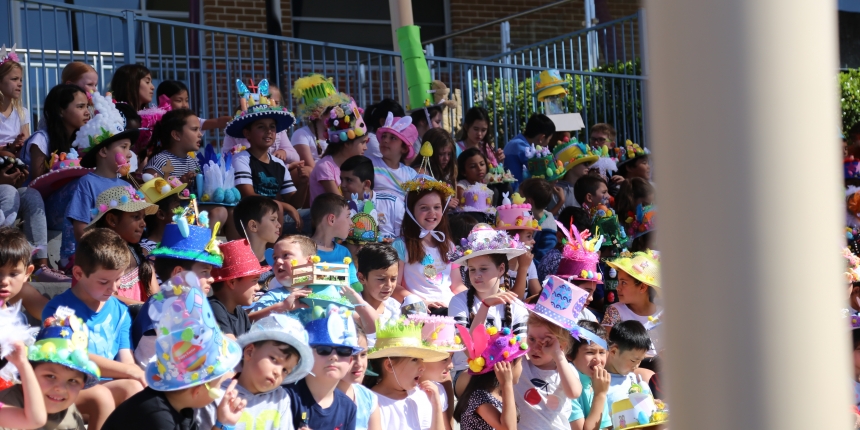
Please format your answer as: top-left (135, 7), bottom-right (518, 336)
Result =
top-left (606, 250), bottom-right (661, 289)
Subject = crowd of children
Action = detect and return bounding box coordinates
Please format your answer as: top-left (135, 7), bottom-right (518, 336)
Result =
top-left (0, 47), bottom-right (682, 430)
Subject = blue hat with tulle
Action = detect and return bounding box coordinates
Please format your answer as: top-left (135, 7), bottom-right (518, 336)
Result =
top-left (303, 305), bottom-right (363, 355)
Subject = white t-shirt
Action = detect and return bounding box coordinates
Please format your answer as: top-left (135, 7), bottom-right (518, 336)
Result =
top-left (0, 107), bottom-right (28, 147)
top-left (365, 132), bottom-right (382, 158)
top-left (513, 359), bottom-right (574, 430)
top-left (607, 372), bottom-right (651, 407)
top-left (222, 131), bottom-right (298, 162)
top-left (374, 191), bottom-right (405, 238)
top-left (366, 297), bottom-right (402, 348)
top-left (508, 261), bottom-right (538, 282)
top-left (21, 130), bottom-right (48, 184)
top-left (448, 289), bottom-right (530, 372)
top-left (369, 155), bottom-right (417, 198)
top-left (402, 244), bottom-right (455, 305)
top-left (290, 125), bottom-right (326, 162)
top-left (376, 382), bottom-right (448, 430)
top-left (602, 303), bottom-right (662, 354)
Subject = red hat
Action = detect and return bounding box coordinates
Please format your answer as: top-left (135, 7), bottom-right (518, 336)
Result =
top-left (211, 239), bottom-right (271, 282)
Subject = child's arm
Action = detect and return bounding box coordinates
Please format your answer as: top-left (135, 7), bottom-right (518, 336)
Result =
top-left (367, 404), bottom-right (382, 430)
top-left (449, 265), bottom-right (467, 295)
top-left (73, 220), bottom-right (87, 242)
top-left (247, 288), bottom-right (310, 321)
top-left (16, 282), bottom-right (49, 321)
top-left (549, 186), bottom-right (566, 216)
top-left (1, 342), bottom-right (47, 429)
top-left (341, 285), bottom-right (378, 335)
top-left (582, 366), bottom-right (611, 430)
top-left (546, 337), bottom-right (582, 399)
top-left (477, 362), bottom-right (517, 430)
top-left (274, 199), bottom-right (303, 232)
top-left (202, 116), bottom-right (232, 131)
top-left (294, 146), bottom-right (317, 169)
top-left (88, 353), bottom-right (147, 386)
top-left (470, 291), bottom-right (517, 331)
top-left (319, 180), bottom-right (342, 195)
top-left (510, 252), bottom-right (533, 299)
top-left (214, 379), bottom-right (247, 430)
top-left (419, 381), bottom-right (446, 430)
top-left (29, 144), bottom-right (48, 180)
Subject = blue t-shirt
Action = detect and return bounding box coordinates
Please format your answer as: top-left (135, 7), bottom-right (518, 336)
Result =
top-left (65, 172), bottom-right (129, 224)
top-left (285, 379), bottom-right (357, 430)
top-left (503, 133), bottom-right (530, 188)
top-left (42, 288), bottom-right (132, 360)
top-left (249, 280), bottom-right (313, 325)
top-left (317, 243), bottom-right (359, 286)
top-left (353, 384), bottom-right (377, 430)
top-left (569, 370), bottom-right (612, 428)
top-left (132, 295), bottom-right (157, 350)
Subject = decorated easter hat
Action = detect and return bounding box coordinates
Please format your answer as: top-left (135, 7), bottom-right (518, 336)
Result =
top-left (615, 140), bottom-right (651, 167)
top-left (556, 221), bottom-right (604, 283)
top-left (367, 318), bottom-right (449, 362)
top-left (534, 69), bottom-right (569, 102)
top-left (151, 197), bottom-right (222, 266)
top-left (606, 250), bottom-right (661, 289)
top-left (553, 137), bottom-right (599, 173)
top-left (30, 309), bottom-right (100, 388)
top-left (377, 112), bottom-right (418, 160)
top-left (845, 247), bottom-right (860, 284)
top-left (456, 324), bottom-right (528, 375)
top-left (140, 176), bottom-right (189, 204)
top-left (74, 92), bottom-right (141, 168)
top-left (300, 285), bottom-right (355, 310)
top-left (0, 44), bottom-right (19, 68)
top-left (610, 390), bottom-right (669, 429)
top-left (524, 276), bottom-right (591, 330)
top-left (28, 148), bottom-right (92, 198)
top-left (525, 144), bottom-right (564, 181)
top-left (345, 193), bottom-right (391, 244)
top-left (237, 314), bottom-right (313, 385)
top-left (591, 206), bottom-right (629, 254)
top-left (626, 204), bottom-right (655, 240)
top-left (225, 79), bottom-right (296, 138)
top-left (449, 223), bottom-right (527, 265)
top-left (198, 155), bottom-right (242, 207)
top-left (136, 96), bottom-right (169, 152)
top-left (87, 186), bottom-right (157, 227)
top-left (407, 314), bottom-right (465, 352)
top-left (292, 74), bottom-right (346, 121)
top-left (325, 97), bottom-right (367, 144)
top-left (146, 272), bottom-right (242, 390)
top-left (304, 304), bottom-right (363, 355)
top-left (402, 173), bottom-right (456, 241)
top-left (211, 239), bottom-right (271, 283)
top-left (495, 192), bottom-right (540, 231)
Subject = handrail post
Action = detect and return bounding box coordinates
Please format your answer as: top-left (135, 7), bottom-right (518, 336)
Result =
top-left (123, 10), bottom-right (136, 64)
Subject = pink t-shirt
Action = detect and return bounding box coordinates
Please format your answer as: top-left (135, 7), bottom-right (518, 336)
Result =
top-left (309, 155), bottom-right (341, 200)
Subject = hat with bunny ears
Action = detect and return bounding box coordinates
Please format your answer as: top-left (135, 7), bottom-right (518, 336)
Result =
top-left (377, 112), bottom-right (417, 160)
top-left (457, 324), bottom-right (528, 375)
top-left (237, 314), bottom-right (313, 385)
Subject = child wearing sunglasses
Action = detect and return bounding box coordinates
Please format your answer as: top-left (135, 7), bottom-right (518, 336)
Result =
top-left (285, 305), bottom-right (362, 430)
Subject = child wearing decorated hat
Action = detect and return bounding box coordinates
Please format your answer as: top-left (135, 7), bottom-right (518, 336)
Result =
top-left (138, 175), bottom-right (189, 252)
top-left (566, 320), bottom-right (612, 430)
top-left (309, 97), bottom-right (368, 200)
top-left (291, 74), bottom-right (344, 166)
top-left (518, 178), bottom-right (558, 264)
top-left (553, 222), bottom-right (605, 323)
top-left (548, 138), bottom-right (600, 214)
top-left (340, 155), bottom-right (404, 241)
top-left (601, 252), bottom-right (662, 346)
top-left (495, 192), bottom-right (542, 299)
top-left (370, 112), bottom-right (419, 198)
top-left (452, 324), bottom-right (528, 430)
top-left (210, 239), bottom-right (272, 339)
top-left (285, 305), bottom-right (360, 430)
top-left (102, 272), bottom-right (246, 430)
top-left (410, 314), bottom-right (465, 430)
top-left (615, 141), bottom-right (651, 181)
top-left (503, 114), bottom-right (556, 187)
top-left (197, 313), bottom-right (313, 430)
top-left (356, 243), bottom-right (403, 342)
top-left (337, 326), bottom-right (381, 430)
top-left (249, 234), bottom-right (316, 320)
top-left (367, 318), bottom-right (450, 430)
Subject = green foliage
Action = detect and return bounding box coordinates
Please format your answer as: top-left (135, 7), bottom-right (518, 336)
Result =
top-left (841, 68), bottom-right (860, 134)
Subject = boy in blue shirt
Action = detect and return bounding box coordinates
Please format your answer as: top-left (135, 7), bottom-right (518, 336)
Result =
top-left (42, 228), bottom-right (144, 428)
top-left (503, 114), bottom-right (556, 187)
top-left (308, 193), bottom-right (360, 288)
top-left (568, 321), bottom-right (612, 430)
top-left (604, 320), bottom-right (653, 407)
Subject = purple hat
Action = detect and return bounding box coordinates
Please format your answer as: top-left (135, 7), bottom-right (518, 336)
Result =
top-left (525, 275), bottom-right (590, 330)
top-left (457, 324), bottom-right (529, 375)
top-left (377, 112), bottom-right (417, 160)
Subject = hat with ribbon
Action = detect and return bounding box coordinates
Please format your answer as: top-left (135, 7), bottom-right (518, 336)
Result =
top-left (291, 74), bottom-right (347, 122)
top-left (146, 272), bottom-right (242, 391)
top-left (553, 137), bottom-right (599, 174)
top-left (495, 192), bottom-right (540, 231)
top-left (325, 98), bottom-right (367, 144)
top-left (378, 112), bottom-right (418, 160)
top-left (304, 304), bottom-right (363, 355)
top-left (456, 324), bottom-right (528, 375)
top-left (606, 250), bottom-right (661, 289)
top-left (449, 223), bottom-right (527, 265)
top-left (30, 309), bottom-right (101, 388)
top-left (407, 314), bottom-right (465, 353)
top-left (140, 176), bottom-right (189, 204)
top-left (74, 92), bottom-right (141, 168)
top-left (615, 140), bottom-right (650, 167)
top-left (237, 314), bottom-right (313, 385)
top-left (556, 221), bottom-right (604, 283)
top-left (29, 148), bottom-right (92, 198)
top-left (525, 144), bottom-right (565, 181)
top-left (87, 186), bottom-right (157, 227)
top-left (211, 239), bottom-right (271, 283)
top-left (534, 69), bottom-right (569, 102)
top-left (225, 79), bottom-right (296, 138)
top-left (625, 204), bottom-right (655, 240)
top-left (569, 321), bottom-right (608, 351)
top-left (523, 276), bottom-right (590, 330)
top-left (367, 317), bottom-right (449, 362)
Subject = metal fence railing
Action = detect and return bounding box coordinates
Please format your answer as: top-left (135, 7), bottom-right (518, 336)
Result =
top-left (3, 0), bottom-right (646, 147)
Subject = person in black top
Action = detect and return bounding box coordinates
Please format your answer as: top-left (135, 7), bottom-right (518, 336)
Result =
top-left (209, 239), bottom-right (272, 339)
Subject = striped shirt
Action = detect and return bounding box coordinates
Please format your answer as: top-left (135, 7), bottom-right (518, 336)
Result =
top-left (232, 150), bottom-right (296, 197)
top-left (369, 155), bottom-right (417, 198)
top-left (145, 151), bottom-right (200, 178)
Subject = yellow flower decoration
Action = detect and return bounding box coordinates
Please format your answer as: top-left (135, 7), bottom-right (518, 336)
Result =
top-left (343, 257), bottom-right (352, 265)
top-left (311, 255), bottom-right (321, 263)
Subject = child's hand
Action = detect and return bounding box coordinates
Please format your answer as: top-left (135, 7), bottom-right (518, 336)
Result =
top-left (553, 186), bottom-right (565, 204)
top-left (340, 284), bottom-right (366, 306)
top-left (542, 335), bottom-right (567, 362)
top-left (216, 379), bottom-right (247, 425)
top-left (125, 364), bottom-right (148, 387)
top-left (592, 365), bottom-right (610, 395)
top-left (517, 250), bottom-right (534, 268)
top-left (447, 197), bottom-right (459, 210)
top-left (5, 341), bottom-right (27, 368)
top-left (280, 288), bottom-right (311, 312)
top-left (425, 300), bottom-right (446, 310)
top-left (0, 163), bottom-right (23, 186)
top-left (482, 291), bottom-right (518, 307)
top-left (273, 149), bottom-right (288, 162)
top-left (493, 361), bottom-right (513, 386)
top-left (10, 133), bottom-right (25, 154)
top-left (419, 380), bottom-right (441, 406)
top-left (179, 171), bottom-right (197, 184)
top-left (494, 147), bottom-right (505, 163)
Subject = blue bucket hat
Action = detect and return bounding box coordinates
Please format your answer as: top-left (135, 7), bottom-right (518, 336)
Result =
top-left (304, 305), bottom-right (363, 355)
top-left (237, 314), bottom-right (313, 385)
top-left (30, 311), bottom-right (101, 388)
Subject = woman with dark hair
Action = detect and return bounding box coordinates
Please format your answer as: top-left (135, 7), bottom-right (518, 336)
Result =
top-left (110, 64), bottom-right (153, 110)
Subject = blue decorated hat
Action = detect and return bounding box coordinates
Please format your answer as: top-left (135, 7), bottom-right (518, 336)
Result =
top-left (145, 272), bottom-right (242, 391)
top-left (303, 305), bottom-right (363, 355)
top-left (30, 309), bottom-right (101, 388)
top-left (300, 285), bottom-right (355, 310)
top-left (237, 314), bottom-right (313, 385)
top-left (523, 275), bottom-right (590, 330)
top-left (225, 79), bottom-right (296, 138)
top-left (150, 224), bottom-right (224, 267)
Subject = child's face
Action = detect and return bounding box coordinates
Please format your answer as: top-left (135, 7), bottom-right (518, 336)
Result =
top-left (569, 162), bottom-right (590, 179)
top-left (378, 132), bottom-right (406, 162)
top-left (253, 209), bottom-right (281, 245)
top-left (512, 229), bottom-right (535, 248)
top-left (339, 170), bottom-right (368, 196)
top-left (107, 210), bottom-right (147, 244)
top-left (412, 193), bottom-right (444, 231)
top-left (342, 336), bottom-right (368, 385)
top-left (526, 323), bottom-right (560, 368)
top-left (467, 120), bottom-right (488, 144)
top-left (463, 154), bottom-right (487, 184)
top-left (359, 264), bottom-right (398, 304)
top-left (34, 363), bottom-right (86, 414)
top-left (627, 157), bottom-right (651, 180)
top-left (190, 262), bottom-right (214, 295)
top-left (228, 275), bottom-right (260, 306)
top-left (139, 74), bottom-right (154, 105)
top-left (587, 183), bottom-right (609, 207)
top-left (332, 207), bottom-right (352, 240)
top-left (243, 119), bottom-right (278, 149)
top-left (73, 266), bottom-right (124, 303)
top-left (271, 241), bottom-right (309, 283)
top-left (430, 111), bottom-right (443, 129)
top-left (344, 135), bottom-right (369, 158)
top-left (0, 67), bottom-right (22, 100)
top-left (71, 72), bottom-right (98, 95)
top-left (176, 115), bottom-right (203, 152)
top-left (311, 345), bottom-right (353, 381)
top-left (616, 271), bottom-right (646, 305)
top-left (573, 343), bottom-right (607, 378)
top-left (0, 261), bottom-right (34, 303)
top-left (607, 346), bottom-right (647, 375)
top-left (101, 138), bottom-right (132, 170)
top-left (268, 88), bottom-right (282, 106)
top-left (169, 89), bottom-right (190, 110)
top-left (63, 92), bottom-right (91, 130)
top-left (437, 144), bottom-right (453, 169)
top-left (388, 357), bottom-right (425, 390)
top-left (241, 341), bottom-right (299, 394)
top-left (575, 281), bottom-right (597, 307)
top-left (466, 255), bottom-right (505, 296)
top-left (421, 354), bottom-right (453, 383)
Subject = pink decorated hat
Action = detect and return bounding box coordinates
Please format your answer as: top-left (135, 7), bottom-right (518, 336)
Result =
top-left (456, 324), bottom-right (529, 375)
top-left (377, 112), bottom-right (417, 160)
top-left (29, 148), bottom-right (92, 198)
top-left (555, 221), bottom-right (604, 283)
top-left (407, 314), bottom-right (464, 352)
top-left (495, 192), bottom-right (540, 231)
top-left (524, 275), bottom-right (590, 330)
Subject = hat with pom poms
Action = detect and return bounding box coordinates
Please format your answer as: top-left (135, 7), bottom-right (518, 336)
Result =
top-left (457, 324), bottom-right (528, 375)
top-left (30, 308), bottom-right (101, 388)
top-left (325, 98), bottom-right (366, 144)
top-left (87, 186), bottom-right (157, 227)
top-left (74, 92), bottom-right (140, 168)
top-left (448, 223), bottom-right (527, 265)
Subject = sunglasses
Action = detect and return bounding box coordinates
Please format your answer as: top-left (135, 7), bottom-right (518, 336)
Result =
top-left (314, 346), bottom-right (354, 358)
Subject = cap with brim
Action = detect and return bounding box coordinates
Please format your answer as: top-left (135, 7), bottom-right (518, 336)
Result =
top-left (150, 224), bottom-right (224, 267)
top-left (534, 70), bottom-right (569, 102)
top-left (450, 224), bottom-right (527, 266)
top-left (87, 185), bottom-right (157, 227)
top-left (225, 104), bottom-right (296, 138)
top-left (605, 251), bottom-right (660, 289)
top-left (367, 318), bottom-right (449, 362)
top-left (211, 239), bottom-right (271, 282)
top-left (80, 129), bottom-right (140, 168)
top-left (304, 305), bottom-right (364, 355)
top-left (237, 314), bottom-right (313, 385)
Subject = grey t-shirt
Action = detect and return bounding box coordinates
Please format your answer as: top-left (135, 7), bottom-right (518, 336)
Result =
top-left (196, 381), bottom-right (295, 430)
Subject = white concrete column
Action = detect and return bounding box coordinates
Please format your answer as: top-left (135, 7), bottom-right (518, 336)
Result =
top-left (646, 0), bottom-right (851, 428)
